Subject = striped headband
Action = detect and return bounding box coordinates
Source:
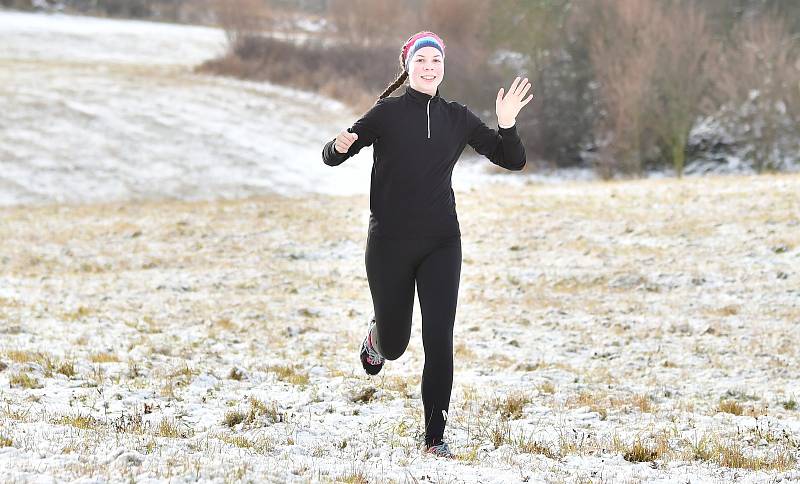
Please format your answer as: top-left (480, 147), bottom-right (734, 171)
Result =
top-left (402, 31), bottom-right (446, 72)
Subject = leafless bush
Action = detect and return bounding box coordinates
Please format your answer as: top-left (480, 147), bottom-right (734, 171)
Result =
top-left (644, 3), bottom-right (715, 176)
top-left (211, 0), bottom-right (273, 45)
top-left (585, 0), bottom-right (663, 177)
top-left (712, 12), bottom-right (800, 172)
top-left (0, 0), bottom-right (35, 9)
top-left (583, 0), bottom-right (714, 177)
top-left (325, 0), bottom-right (414, 49)
top-left (197, 36), bottom-right (396, 110)
top-left (201, 0), bottom-right (505, 118)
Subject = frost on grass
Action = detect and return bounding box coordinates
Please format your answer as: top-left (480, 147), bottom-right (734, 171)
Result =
top-left (1, 163), bottom-right (799, 483)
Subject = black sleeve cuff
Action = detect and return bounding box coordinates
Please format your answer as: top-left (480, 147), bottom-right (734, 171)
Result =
top-left (498, 124), bottom-right (518, 135)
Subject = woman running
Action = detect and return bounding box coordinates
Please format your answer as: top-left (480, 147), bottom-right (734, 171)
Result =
top-left (321, 31), bottom-right (533, 458)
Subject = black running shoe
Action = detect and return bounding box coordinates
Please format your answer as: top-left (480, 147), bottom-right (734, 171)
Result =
top-left (359, 317), bottom-right (384, 375)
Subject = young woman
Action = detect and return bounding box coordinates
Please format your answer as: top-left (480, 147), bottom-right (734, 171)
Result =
top-left (321, 31), bottom-right (533, 458)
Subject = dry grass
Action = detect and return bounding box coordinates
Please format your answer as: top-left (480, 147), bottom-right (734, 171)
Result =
top-left (690, 433), bottom-right (796, 471)
top-left (454, 341), bottom-right (476, 360)
top-left (156, 418), bottom-right (188, 438)
top-left (56, 360), bottom-right (76, 378)
top-left (53, 415), bottom-right (102, 430)
top-left (9, 372), bottom-right (41, 389)
top-left (496, 392), bottom-right (532, 420)
top-left (632, 393), bottom-right (655, 413)
top-left (569, 390), bottom-right (609, 420)
top-left (538, 381), bottom-right (556, 395)
top-left (622, 438), bottom-right (661, 463)
top-left (224, 397), bottom-right (284, 428)
top-left (89, 352), bottom-right (120, 363)
top-left (222, 410), bottom-right (246, 428)
top-left (381, 375), bottom-right (418, 397)
top-left (515, 433), bottom-right (557, 459)
top-left (718, 399), bottom-right (744, 416)
top-left (0, 174), bottom-right (798, 481)
top-left (215, 433), bottom-right (275, 453)
top-left (228, 367), bottom-right (245, 381)
top-left (350, 387), bottom-right (378, 404)
top-left (5, 350), bottom-right (46, 363)
top-left (266, 364), bottom-right (309, 386)
top-left (337, 471), bottom-right (370, 484)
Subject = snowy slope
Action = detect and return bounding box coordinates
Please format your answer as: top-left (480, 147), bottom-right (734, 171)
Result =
top-left (0, 11), bottom-right (379, 206)
top-left (0, 11), bottom-right (577, 209)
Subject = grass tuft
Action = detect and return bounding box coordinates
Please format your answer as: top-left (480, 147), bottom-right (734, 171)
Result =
top-left (223, 398), bottom-right (284, 428)
top-left (266, 364), bottom-right (309, 386)
top-left (622, 438), bottom-right (661, 463)
top-left (538, 381), bottom-right (556, 394)
top-left (90, 352), bottom-right (120, 363)
top-left (156, 418), bottom-right (187, 438)
top-left (718, 399), bottom-right (744, 416)
top-left (56, 360), bottom-right (76, 378)
top-left (515, 432), bottom-right (557, 459)
top-left (497, 392), bottom-right (532, 420)
top-left (223, 410), bottom-right (246, 428)
top-left (689, 433), bottom-right (796, 471)
top-left (338, 470), bottom-right (369, 483)
top-left (10, 372), bottom-right (42, 389)
top-left (54, 414), bottom-right (101, 430)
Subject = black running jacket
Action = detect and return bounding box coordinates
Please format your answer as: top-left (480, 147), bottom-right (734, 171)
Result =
top-left (322, 85), bottom-right (526, 238)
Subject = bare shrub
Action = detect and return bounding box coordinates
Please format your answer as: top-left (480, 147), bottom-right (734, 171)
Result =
top-left (712, 13), bottom-right (800, 172)
top-left (326, 0), bottom-right (414, 49)
top-left (585, 0), bottom-right (663, 177)
top-left (211, 0), bottom-right (273, 45)
top-left (481, 1), bottom-right (596, 167)
top-left (644, 3), bottom-right (716, 176)
top-left (584, 0), bottom-right (714, 177)
top-left (198, 35), bottom-right (396, 109)
top-left (0, 0), bottom-right (35, 9)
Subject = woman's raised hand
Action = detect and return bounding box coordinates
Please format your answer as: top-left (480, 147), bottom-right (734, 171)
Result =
top-left (334, 130), bottom-right (359, 154)
top-left (496, 76), bottom-right (534, 128)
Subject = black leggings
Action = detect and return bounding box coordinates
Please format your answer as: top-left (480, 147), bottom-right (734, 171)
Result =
top-left (365, 233), bottom-right (462, 447)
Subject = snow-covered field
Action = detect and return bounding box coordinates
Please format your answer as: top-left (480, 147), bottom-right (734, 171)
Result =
top-left (2, 9), bottom-right (800, 484)
top-left (1, 173), bottom-right (799, 482)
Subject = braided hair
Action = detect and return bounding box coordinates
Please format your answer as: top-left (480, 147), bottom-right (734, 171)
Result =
top-left (378, 68), bottom-right (409, 100)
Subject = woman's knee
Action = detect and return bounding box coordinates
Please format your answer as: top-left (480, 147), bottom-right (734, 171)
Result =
top-left (374, 329), bottom-right (409, 360)
top-left (373, 314), bottom-right (412, 360)
top-left (380, 344), bottom-right (407, 361)
top-left (373, 331), bottom-right (409, 360)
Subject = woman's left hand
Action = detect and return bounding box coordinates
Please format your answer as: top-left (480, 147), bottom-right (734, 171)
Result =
top-left (496, 76), bottom-right (534, 128)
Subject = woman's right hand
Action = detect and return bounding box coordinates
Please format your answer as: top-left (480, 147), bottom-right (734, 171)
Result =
top-left (334, 130), bottom-right (359, 154)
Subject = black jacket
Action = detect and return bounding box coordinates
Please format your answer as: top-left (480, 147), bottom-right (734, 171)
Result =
top-left (322, 85), bottom-right (526, 238)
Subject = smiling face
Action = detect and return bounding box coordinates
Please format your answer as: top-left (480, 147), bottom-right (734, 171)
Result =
top-left (407, 46), bottom-right (444, 95)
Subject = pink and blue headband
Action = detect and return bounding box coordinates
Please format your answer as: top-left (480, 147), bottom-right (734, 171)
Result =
top-left (401, 31), bottom-right (446, 72)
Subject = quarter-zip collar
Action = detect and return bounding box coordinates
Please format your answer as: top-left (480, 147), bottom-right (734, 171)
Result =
top-left (404, 85), bottom-right (440, 104)
top-left (405, 86), bottom-right (440, 139)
